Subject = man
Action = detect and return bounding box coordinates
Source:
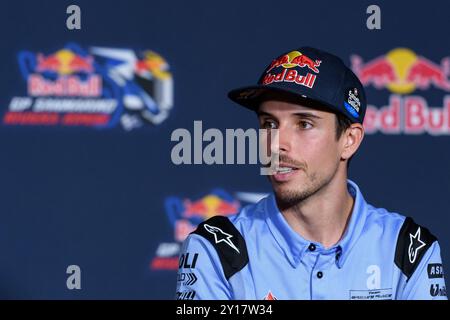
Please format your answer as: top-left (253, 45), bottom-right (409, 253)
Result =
top-left (176, 47), bottom-right (447, 300)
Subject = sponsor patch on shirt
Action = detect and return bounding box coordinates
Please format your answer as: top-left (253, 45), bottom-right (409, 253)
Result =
top-left (427, 263), bottom-right (444, 279)
top-left (350, 288), bottom-right (393, 300)
top-left (430, 284), bottom-right (446, 297)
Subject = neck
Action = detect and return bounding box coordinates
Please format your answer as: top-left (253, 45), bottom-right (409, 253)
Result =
top-left (279, 171), bottom-right (354, 249)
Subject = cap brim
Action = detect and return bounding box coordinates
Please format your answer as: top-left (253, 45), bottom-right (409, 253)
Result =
top-left (228, 84), bottom-right (344, 118)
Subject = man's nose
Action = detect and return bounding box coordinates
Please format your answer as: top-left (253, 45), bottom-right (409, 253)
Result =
top-left (278, 128), bottom-right (292, 153)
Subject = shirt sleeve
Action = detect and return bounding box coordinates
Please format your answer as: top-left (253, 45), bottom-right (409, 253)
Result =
top-left (399, 241), bottom-right (447, 300)
top-left (176, 234), bottom-right (233, 300)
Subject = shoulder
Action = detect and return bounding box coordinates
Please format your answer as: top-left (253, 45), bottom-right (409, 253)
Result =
top-left (394, 215), bottom-right (438, 279)
top-left (186, 215), bottom-right (249, 280)
top-left (182, 195), bottom-right (270, 279)
top-left (364, 203), bottom-right (406, 232)
top-left (364, 204), bottom-right (438, 279)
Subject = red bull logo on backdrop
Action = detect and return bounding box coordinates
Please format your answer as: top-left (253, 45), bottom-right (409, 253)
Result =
top-left (150, 189), bottom-right (241, 271)
top-left (351, 48), bottom-right (450, 135)
top-left (3, 43), bottom-right (173, 130)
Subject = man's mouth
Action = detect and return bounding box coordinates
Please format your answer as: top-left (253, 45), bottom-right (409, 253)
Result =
top-left (276, 167), bottom-right (296, 174)
top-left (272, 163), bottom-right (301, 181)
top-left (276, 163), bottom-right (300, 173)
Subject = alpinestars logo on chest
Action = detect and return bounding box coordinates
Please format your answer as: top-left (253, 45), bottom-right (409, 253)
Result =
top-left (204, 224), bottom-right (240, 253)
top-left (408, 227), bottom-right (426, 263)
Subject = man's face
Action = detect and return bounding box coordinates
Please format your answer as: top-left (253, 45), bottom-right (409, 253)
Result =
top-left (258, 99), bottom-right (345, 207)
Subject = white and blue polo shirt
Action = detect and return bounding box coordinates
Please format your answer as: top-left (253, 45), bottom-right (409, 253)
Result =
top-left (176, 180), bottom-right (447, 300)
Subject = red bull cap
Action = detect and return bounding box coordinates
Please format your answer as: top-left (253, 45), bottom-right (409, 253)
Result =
top-left (228, 46), bottom-right (367, 124)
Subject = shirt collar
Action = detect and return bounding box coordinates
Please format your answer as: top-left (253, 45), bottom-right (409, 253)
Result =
top-left (264, 179), bottom-right (368, 268)
top-left (335, 179), bottom-right (367, 268)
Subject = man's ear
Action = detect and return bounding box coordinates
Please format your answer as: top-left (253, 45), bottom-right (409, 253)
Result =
top-left (341, 123), bottom-right (364, 160)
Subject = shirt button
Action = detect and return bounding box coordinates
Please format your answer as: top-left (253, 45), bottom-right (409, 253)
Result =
top-left (308, 243), bottom-right (316, 251)
top-left (317, 271), bottom-right (323, 279)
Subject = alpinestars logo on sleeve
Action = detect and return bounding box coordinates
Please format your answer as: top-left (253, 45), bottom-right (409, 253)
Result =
top-left (408, 227), bottom-right (426, 263)
top-left (204, 224), bottom-right (240, 253)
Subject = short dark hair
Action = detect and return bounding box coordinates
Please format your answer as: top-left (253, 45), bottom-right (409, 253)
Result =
top-left (335, 112), bottom-right (353, 168)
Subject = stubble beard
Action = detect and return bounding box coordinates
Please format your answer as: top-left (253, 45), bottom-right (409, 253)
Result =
top-left (272, 167), bottom-right (338, 211)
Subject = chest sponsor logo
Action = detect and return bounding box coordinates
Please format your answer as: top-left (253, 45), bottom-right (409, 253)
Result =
top-left (178, 253), bottom-right (199, 269)
top-left (176, 290), bottom-right (196, 300)
top-left (366, 265), bottom-right (381, 289)
top-left (430, 284), bottom-right (447, 297)
top-left (350, 288), bottom-right (393, 300)
top-left (427, 263), bottom-right (444, 279)
top-left (177, 272), bottom-right (198, 286)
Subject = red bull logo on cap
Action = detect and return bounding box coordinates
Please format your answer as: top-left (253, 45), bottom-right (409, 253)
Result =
top-left (262, 69), bottom-right (317, 88)
top-left (262, 51), bottom-right (321, 89)
top-left (267, 51), bottom-right (322, 74)
top-left (351, 48), bottom-right (450, 135)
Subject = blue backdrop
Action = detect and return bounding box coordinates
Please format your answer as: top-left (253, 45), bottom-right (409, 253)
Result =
top-left (0, 0), bottom-right (448, 299)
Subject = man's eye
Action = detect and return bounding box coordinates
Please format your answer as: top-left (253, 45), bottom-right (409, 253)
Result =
top-left (262, 121), bottom-right (277, 129)
top-left (299, 121), bottom-right (313, 129)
